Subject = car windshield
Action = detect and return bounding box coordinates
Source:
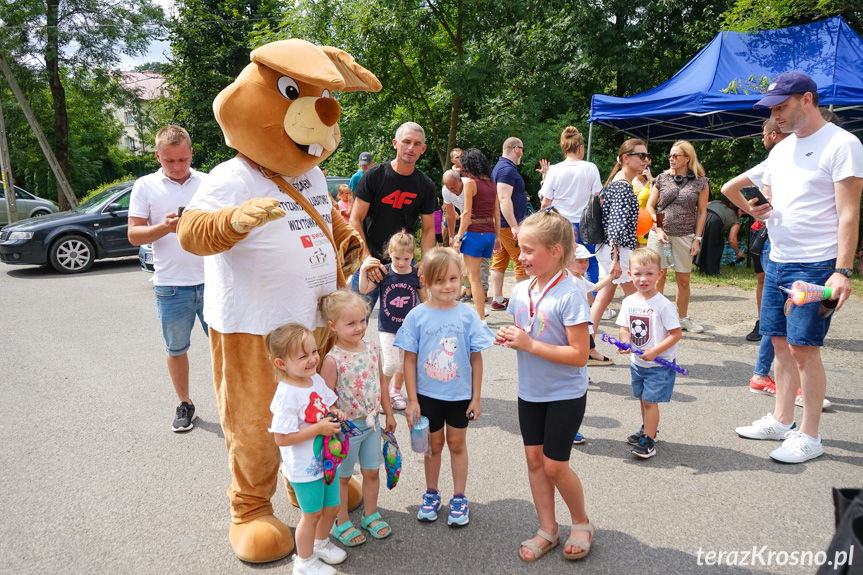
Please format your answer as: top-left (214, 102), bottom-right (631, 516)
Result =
top-left (75, 184), bottom-right (130, 213)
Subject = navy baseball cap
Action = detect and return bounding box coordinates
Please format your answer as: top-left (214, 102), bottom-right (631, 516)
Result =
top-left (753, 72), bottom-right (818, 109)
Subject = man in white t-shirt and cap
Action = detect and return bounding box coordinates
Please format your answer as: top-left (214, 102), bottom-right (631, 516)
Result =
top-left (729, 71), bottom-right (863, 463)
top-left (128, 125), bottom-right (206, 432)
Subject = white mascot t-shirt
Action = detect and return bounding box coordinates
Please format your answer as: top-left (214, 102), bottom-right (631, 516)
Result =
top-left (186, 158), bottom-right (337, 334)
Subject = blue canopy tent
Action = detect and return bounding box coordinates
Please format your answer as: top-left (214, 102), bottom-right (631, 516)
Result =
top-left (588, 16), bottom-right (863, 153)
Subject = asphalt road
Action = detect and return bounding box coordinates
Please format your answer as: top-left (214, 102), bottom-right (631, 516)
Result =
top-left (2, 257), bottom-right (860, 575)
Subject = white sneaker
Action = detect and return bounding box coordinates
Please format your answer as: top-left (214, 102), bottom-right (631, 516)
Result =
top-left (292, 554), bottom-right (336, 575)
top-left (770, 431), bottom-right (824, 463)
top-left (794, 388), bottom-right (832, 410)
top-left (313, 538), bottom-right (347, 565)
top-left (601, 308), bottom-right (617, 320)
top-left (735, 414), bottom-right (796, 440)
top-left (679, 316), bottom-right (704, 333)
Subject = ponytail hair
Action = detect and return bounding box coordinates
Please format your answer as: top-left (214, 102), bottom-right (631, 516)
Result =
top-left (604, 138), bottom-right (646, 186)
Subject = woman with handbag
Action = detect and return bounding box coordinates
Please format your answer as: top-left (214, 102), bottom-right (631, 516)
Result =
top-left (589, 139), bottom-right (646, 344)
top-left (646, 140), bottom-right (710, 333)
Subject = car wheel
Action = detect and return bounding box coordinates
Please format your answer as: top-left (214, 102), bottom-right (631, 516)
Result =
top-left (31, 210), bottom-right (51, 217)
top-left (49, 235), bottom-right (95, 274)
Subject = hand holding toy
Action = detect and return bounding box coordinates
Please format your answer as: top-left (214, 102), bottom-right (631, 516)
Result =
top-left (600, 334), bottom-right (688, 375)
top-left (781, 281), bottom-right (833, 305)
top-left (314, 432), bottom-right (350, 485)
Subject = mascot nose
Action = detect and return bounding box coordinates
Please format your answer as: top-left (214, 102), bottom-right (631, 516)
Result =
top-left (315, 97), bottom-right (340, 127)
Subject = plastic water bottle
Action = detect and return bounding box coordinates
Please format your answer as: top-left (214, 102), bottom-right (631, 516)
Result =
top-left (663, 240), bottom-right (674, 269)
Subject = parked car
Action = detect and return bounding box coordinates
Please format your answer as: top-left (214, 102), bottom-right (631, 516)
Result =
top-left (139, 243), bottom-right (154, 272)
top-left (0, 185), bottom-right (59, 226)
top-left (0, 181), bottom-right (136, 274)
top-left (326, 176), bottom-right (351, 199)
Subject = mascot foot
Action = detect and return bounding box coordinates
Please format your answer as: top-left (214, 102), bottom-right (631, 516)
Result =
top-left (229, 515), bottom-right (294, 563)
top-left (285, 475), bottom-right (363, 511)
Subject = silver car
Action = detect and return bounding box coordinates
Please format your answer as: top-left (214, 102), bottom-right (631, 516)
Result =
top-left (0, 186), bottom-right (59, 226)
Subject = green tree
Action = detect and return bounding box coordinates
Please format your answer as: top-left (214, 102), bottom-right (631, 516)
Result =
top-left (0, 0), bottom-right (164, 208)
top-left (165, 0), bottom-right (286, 172)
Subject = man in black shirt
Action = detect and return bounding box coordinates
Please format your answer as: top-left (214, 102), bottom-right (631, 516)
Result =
top-left (350, 121), bottom-right (437, 274)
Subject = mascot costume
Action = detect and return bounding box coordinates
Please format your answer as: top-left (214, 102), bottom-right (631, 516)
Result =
top-left (177, 39), bottom-right (381, 563)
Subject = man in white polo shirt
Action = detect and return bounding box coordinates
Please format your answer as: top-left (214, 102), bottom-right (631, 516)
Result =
top-left (128, 125), bottom-right (206, 432)
top-left (730, 72), bottom-right (863, 463)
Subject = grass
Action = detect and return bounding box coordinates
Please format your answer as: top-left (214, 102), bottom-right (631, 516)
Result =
top-left (672, 263), bottom-right (863, 299)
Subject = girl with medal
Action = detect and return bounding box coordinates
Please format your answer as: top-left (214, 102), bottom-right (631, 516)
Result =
top-left (494, 208), bottom-right (595, 563)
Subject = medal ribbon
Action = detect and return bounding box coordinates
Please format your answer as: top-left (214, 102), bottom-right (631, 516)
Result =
top-left (525, 270), bottom-right (566, 333)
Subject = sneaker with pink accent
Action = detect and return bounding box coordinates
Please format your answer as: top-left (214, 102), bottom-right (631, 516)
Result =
top-left (389, 387), bottom-right (407, 411)
top-left (749, 376), bottom-right (776, 396)
top-left (794, 389), bottom-right (832, 410)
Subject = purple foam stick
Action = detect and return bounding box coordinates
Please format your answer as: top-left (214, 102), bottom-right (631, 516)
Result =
top-left (600, 333), bottom-right (689, 375)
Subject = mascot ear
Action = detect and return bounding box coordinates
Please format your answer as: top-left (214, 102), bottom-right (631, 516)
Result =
top-left (320, 46), bottom-right (383, 93)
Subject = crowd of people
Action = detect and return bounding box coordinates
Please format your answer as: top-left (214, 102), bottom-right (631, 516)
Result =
top-left (128, 71), bottom-right (862, 574)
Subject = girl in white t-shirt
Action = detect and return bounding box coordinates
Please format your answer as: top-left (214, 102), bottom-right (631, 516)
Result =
top-left (319, 290), bottom-right (396, 547)
top-left (494, 209), bottom-right (594, 563)
top-left (267, 323), bottom-right (347, 575)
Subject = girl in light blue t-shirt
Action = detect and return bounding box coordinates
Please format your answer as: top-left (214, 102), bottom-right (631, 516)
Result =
top-left (494, 209), bottom-right (595, 563)
top-left (394, 247), bottom-right (494, 528)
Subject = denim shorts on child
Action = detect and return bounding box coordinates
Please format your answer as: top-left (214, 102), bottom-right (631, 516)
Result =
top-left (631, 362), bottom-right (676, 403)
top-left (154, 284), bottom-right (207, 356)
top-left (460, 231), bottom-right (496, 259)
top-left (761, 258), bottom-right (835, 346)
top-left (290, 477), bottom-right (341, 513)
top-left (338, 417), bottom-right (382, 479)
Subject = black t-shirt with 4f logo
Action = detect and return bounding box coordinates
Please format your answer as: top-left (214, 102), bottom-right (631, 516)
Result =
top-left (354, 162), bottom-right (438, 262)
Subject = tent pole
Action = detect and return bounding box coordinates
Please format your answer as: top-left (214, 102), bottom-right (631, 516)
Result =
top-left (586, 122), bottom-right (593, 162)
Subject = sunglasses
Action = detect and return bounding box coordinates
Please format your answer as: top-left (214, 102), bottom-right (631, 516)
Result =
top-left (626, 152), bottom-right (652, 160)
top-left (668, 154), bottom-right (687, 160)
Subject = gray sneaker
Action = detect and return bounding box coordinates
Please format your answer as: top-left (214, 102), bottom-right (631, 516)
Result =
top-left (172, 402), bottom-right (196, 432)
top-left (735, 414), bottom-right (796, 440)
top-left (679, 316), bottom-right (704, 333)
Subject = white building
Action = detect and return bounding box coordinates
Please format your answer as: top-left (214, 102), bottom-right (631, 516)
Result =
top-left (114, 71), bottom-right (167, 153)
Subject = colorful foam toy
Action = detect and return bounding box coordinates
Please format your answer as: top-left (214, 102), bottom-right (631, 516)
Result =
top-left (600, 333), bottom-right (689, 375)
top-left (782, 281), bottom-right (833, 305)
top-left (314, 431), bottom-right (350, 486)
top-left (381, 430), bottom-right (402, 490)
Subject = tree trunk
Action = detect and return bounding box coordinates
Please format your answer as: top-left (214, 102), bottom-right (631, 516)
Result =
top-left (45, 0), bottom-right (71, 211)
top-left (444, 93), bottom-right (460, 171)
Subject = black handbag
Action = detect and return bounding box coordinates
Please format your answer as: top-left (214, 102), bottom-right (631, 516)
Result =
top-left (749, 225), bottom-right (769, 257)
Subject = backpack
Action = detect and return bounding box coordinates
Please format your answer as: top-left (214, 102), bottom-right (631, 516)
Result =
top-left (579, 187), bottom-right (606, 245)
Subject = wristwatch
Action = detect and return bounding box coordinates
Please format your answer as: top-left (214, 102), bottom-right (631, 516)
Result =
top-left (834, 268), bottom-right (853, 277)
top-left (693, 236), bottom-right (702, 241)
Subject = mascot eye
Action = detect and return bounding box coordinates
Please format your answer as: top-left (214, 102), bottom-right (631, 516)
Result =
top-left (321, 89), bottom-right (330, 99)
top-left (277, 76), bottom-right (300, 100)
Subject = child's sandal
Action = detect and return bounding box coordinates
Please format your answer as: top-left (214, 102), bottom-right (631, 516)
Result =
top-left (332, 519), bottom-right (366, 547)
top-left (518, 528), bottom-right (560, 563)
top-left (360, 511), bottom-right (391, 539)
top-left (563, 521), bottom-right (595, 560)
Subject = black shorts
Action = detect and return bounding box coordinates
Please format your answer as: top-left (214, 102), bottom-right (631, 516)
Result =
top-left (518, 396), bottom-right (586, 462)
top-left (753, 252), bottom-right (764, 275)
top-left (417, 394), bottom-right (471, 432)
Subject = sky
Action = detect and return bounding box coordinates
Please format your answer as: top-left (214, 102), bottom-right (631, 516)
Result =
top-left (118, 0), bottom-right (173, 69)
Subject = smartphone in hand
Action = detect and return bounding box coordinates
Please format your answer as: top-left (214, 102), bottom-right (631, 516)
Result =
top-left (742, 186), bottom-right (770, 207)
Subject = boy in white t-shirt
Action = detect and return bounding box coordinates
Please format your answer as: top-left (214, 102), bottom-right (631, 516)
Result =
top-left (615, 248), bottom-right (681, 459)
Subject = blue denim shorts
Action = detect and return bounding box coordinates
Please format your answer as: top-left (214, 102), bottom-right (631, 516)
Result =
top-left (154, 284), bottom-right (207, 356)
top-left (461, 231), bottom-right (495, 258)
top-left (338, 417), bottom-right (382, 478)
top-left (760, 258), bottom-right (834, 346)
top-left (290, 477), bottom-right (340, 513)
top-left (631, 362), bottom-right (676, 403)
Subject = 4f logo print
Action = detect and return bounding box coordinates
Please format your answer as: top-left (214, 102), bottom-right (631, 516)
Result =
top-left (389, 295), bottom-right (412, 309)
top-left (381, 190), bottom-right (416, 209)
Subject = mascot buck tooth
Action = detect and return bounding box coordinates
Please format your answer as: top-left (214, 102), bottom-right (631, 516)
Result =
top-left (177, 39), bottom-right (381, 564)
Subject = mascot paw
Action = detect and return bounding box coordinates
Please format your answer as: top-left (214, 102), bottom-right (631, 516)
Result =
top-left (229, 515), bottom-right (294, 563)
top-left (231, 198), bottom-right (286, 233)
